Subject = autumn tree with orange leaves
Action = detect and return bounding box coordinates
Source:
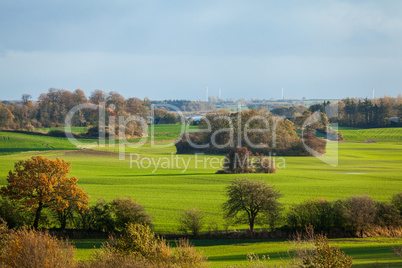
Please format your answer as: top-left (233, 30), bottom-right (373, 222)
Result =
top-left (0, 156), bottom-right (89, 230)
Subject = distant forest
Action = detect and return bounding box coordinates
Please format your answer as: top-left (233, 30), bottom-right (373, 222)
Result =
top-left (268, 96), bottom-right (401, 128)
top-left (0, 89), bottom-right (400, 134)
top-left (0, 89), bottom-right (214, 133)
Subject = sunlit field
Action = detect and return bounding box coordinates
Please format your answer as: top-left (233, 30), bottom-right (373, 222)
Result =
top-left (0, 125), bottom-right (401, 266)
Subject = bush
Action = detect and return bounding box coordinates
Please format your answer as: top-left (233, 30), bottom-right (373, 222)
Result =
top-left (375, 202), bottom-right (402, 227)
top-left (79, 248), bottom-right (152, 268)
top-left (178, 207), bottom-right (205, 237)
top-left (296, 234), bottom-right (353, 267)
top-left (76, 198), bottom-right (114, 232)
top-left (224, 147), bottom-right (254, 173)
top-left (48, 129), bottom-right (67, 137)
top-left (173, 238), bottom-right (208, 267)
top-left (254, 155), bottom-right (277, 174)
top-left (97, 223), bottom-right (208, 267)
top-left (341, 195), bottom-right (377, 234)
top-left (392, 192), bottom-right (402, 216)
top-left (301, 133), bottom-right (326, 155)
top-left (0, 228), bottom-right (76, 268)
top-left (0, 197), bottom-right (32, 228)
top-left (111, 223), bottom-right (171, 263)
top-left (111, 197), bottom-right (152, 231)
top-left (0, 219), bottom-right (10, 257)
top-left (76, 198), bottom-right (152, 233)
top-left (286, 198), bottom-right (339, 232)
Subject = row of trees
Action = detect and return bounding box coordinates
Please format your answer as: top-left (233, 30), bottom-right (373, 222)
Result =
top-left (151, 99), bottom-right (214, 112)
top-left (0, 89), bottom-right (150, 131)
top-left (308, 96), bottom-right (401, 128)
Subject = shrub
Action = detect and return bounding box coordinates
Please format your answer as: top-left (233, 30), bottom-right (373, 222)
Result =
top-left (341, 195), bottom-right (377, 235)
top-left (224, 147), bottom-right (254, 173)
top-left (301, 133), bottom-right (326, 155)
top-left (76, 198), bottom-right (114, 232)
top-left (79, 248), bottom-right (152, 268)
top-left (111, 197), bottom-right (152, 231)
top-left (391, 192), bottom-right (402, 216)
top-left (296, 235), bottom-right (353, 267)
top-left (286, 198), bottom-right (339, 232)
top-left (0, 219), bottom-right (10, 257)
top-left (0, 228), bottom-right (76, 268)
top-left (173, 238), bottom-right (208, 268)
top-left (375, 202), bottom-right (402, 227)
top-left (0, 197), bottom-right (32, 229)
top-left (110, 223), bottom-right (172, 263)
top-left (76, 198), bottom-right (152, 232)
top-left (178, 207), bottom-right (205, 237)
top-left (48, 129), bottom-right (67, 137)
top-left (254, 155), bottom-right (277, 174)
top-left (99, 223), bottom-right (208, 267)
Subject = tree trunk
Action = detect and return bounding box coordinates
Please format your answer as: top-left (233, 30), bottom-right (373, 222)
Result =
top-left (249, 217), bottom-right (255, 233)
top-left (59, 211), bottom-right (67, 230)
top-left (33, 202), bottom-right (43, 230)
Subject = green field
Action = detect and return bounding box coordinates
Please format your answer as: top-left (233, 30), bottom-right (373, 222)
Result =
top-left (0, 131), bottom-right (79, 155)
top-left (146, 123), bottom-right (199, 140)
top-left (72, 237), bottom-right (402, 267)
top-left (0, 125), bottom-right (401, 266)
top-left (338, 127), bottom-right (402, 142)
top-left (37, 126), bottom-right (88, 133)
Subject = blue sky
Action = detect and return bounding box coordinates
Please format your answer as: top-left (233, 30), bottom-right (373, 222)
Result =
top-left (0, 0), bottom-right (401, 101)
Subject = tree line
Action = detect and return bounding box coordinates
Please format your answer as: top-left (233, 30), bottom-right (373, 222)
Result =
top-left (151, 99), bottom-right (214, 112)
top-left (275, 96), bottom-right (401, 129)
top-left (0, 88), bottom-right (152, 129)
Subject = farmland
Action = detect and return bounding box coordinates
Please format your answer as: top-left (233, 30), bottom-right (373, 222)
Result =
top-left (0, 125), bottom-right (401, 266)
top-left (36, 126), bottom-right (88, 133)
top-left (0, 131), bottom-right (79, 155)
top-left (338, 127), bottom-right (402, 142)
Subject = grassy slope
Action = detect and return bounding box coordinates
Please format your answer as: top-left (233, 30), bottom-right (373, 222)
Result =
top-left (36, 127), bottom-right (88, 133)
top-left (1, 141), bottom-right (400, 232)
top-left (0, 131), bottom-right (79, 155)
top-left (338, 127), bottom-right (402, 142)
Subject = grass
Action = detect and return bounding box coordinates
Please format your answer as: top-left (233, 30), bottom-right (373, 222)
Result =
top-left (337, 126), bottom-right (402, 142)
top-left (0, 131), bottom-right (79, 155)
top-left (71, 238), bottom-right (402, 267)
top-left (0, 125), bottom-right (401, 266)
top-left (0, 124), bottom-right (199, 154)
top-left (146, 123), bottom-right (199, 140)
top-left (193, 237), bottom-right (402, 267)
top-left (0, 139), bottom-right (401, 232)
top-left (36, 127), bottom-right (88, 133)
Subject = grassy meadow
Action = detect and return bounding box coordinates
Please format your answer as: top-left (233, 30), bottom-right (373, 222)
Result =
top-left (0, 125), bottom-right (401, 266)
top-left (36, 126), bottom-right (88, 133)
top-left (338, 126), bottom-right (402, 142)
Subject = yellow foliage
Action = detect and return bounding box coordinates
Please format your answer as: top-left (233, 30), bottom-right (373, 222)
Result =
top-left (0, 156), bottom-right (89, 229)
